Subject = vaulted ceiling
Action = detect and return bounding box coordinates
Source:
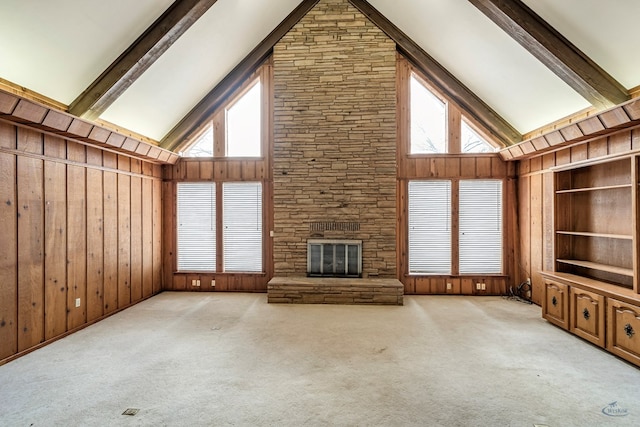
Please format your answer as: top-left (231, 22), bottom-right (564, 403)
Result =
top-left (1, 0), bottom-right (638, 150)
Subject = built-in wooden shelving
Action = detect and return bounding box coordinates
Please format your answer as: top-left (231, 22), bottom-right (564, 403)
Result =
top-left (553, 156), bottom-right (636, 291)
top-left (543, 154), bottom-right (640, 368)
top-left (555, 231), bottom-right (633, 240)
top-left (555, 183), bottom-right (631, 194)
top-left (556, 259), bottom-right (633, 277)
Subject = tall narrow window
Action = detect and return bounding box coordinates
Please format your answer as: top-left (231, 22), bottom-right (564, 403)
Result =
top-left (410, 74), bottom-right (446, 154)
top-left (177, 183), bottom-right (216, 271)
top-left (226, 81), bottom-right (261, 157)
top-left (408, 180), bottom-right (451, 274)
top-left (223, 182), bottom-right (263, 272)
top-left (459, 180), bottom-right (503, 274)
top-left (182, 122), bottom-right (214, 157)
top-left (461, 119), bottom-right (495, 153)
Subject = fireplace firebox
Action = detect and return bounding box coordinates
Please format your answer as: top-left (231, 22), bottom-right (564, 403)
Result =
top-left (307, 239), bottom-right (362, 277)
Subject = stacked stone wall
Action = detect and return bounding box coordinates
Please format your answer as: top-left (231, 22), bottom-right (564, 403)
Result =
top-left (273, 0), bottom-right (397, 277)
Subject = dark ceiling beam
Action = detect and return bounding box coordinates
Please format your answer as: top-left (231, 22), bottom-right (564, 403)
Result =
top-left (69, 0), bottom-right (218, 121)
top-left (161, 0), bottom-right (321, 151)
top-left (469, 0), bottom-right (629, 109)
top-left (349, 0), bottom-right (522, 146)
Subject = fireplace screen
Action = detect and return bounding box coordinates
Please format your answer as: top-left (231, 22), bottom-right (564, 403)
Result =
top-left (307, 239), bottom-right (362, 277)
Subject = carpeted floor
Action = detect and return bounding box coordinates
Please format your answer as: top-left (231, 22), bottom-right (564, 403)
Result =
top-left (1, 293), bottom-right (639, 426)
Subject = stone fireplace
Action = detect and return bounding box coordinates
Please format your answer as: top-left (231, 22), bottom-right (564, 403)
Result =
top-left (272, 0), bottom-right (397, 279)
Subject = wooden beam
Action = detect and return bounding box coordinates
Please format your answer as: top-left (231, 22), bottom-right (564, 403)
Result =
top-left (161, 0), bottom-right (321, 151)
top-left (469, 0), bottom-right (629, 109)
top-left (69, 0), bottom-right (218, 120)
top-left (349, 0), bottom-right (521, 146)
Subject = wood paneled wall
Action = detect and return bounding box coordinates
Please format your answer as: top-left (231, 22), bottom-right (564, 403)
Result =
top-left (162, 158), bottom-right (273, 292)
top-left (517, 127), bottom-right (640, 305)
top-left (0, 121), bottom-right (163, 364)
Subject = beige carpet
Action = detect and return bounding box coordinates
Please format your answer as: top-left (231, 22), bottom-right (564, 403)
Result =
top-left (1, 293), bottom-right (639, 426)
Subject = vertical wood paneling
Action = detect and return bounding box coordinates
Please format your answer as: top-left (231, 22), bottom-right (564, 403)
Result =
top-left (102, 163), bottom-right (118, 315)
top-left (519, 175), bottom-right (531, 289)
top-left (542, 172), bottom-right (555, 273)
top-left (142, 178), bottom-right (153, 298)
top-left (587, 138), bottom-right (608, 159)
top-left (43, 140), bottom-right (67, 339)
top-left (117, 157), bottom-right (131, 307)
top-left (199, 161), bottom-right (214, 180)
top-left (505, 178), bottom-right (518, 285)
top-left (530, 174), bottom-right (543, 305)
top-left (476, 157), bottom-right (491, 177)
top-left (130, 162), bottom-right (143, 303)
top-left (608, 131), bottom-right (631, 154)
top-left (571, 144), bottom-right (588, 163)
top-left (17, 128), bottom-right (44, 351)
top-left (0, 125), bottom-right (18, 358)
top-left (86, 167), bottom-right (104, 321)
top-left (186, 161), bottom-right (199, 179)
top-left (1, 123), bottom-right (164, 363)
top-left (66, 164), bottom-right (86, 330)
top-left (162, 181), bottom-right (175, 290)
top-left (152, 177), bottom-right (162, 294)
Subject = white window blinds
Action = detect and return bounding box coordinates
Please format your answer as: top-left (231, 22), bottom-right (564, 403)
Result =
top-left (459, 180), bottom-right (503, 274)
top-left (408, 180), bottom-right (451, 274)
top-left (223, 182), bottom-right (263, 272)
top-left (177, 183), bottom-right (216, 271)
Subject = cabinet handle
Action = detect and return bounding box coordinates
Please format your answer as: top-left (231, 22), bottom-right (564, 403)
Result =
top-left (583, 308), bottom-right (590, 320)
top-left (551, 296), bottom-right (558, 307)
top-left (624, 323), bottom-right (635, 338)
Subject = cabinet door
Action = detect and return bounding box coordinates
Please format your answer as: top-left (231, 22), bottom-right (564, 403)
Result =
top-left (570, 288), bottom-right (605, 347)
top-left (607, 298), bottom-right (640, 367)
top-left (542, 279), bottom-right (569, 330)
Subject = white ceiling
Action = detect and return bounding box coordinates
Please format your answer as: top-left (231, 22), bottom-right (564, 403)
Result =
top-left (1, 0), bottom-right (638, 143)
top-left (0, 0), bottom-right (174, 104)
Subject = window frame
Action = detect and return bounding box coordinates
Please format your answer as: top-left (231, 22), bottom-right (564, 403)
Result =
top-left (402, 60), bottom-right (503, 156)
top-left (409, 72), bottom-right (448, 155)
top-left (179, 66), bottom-right (268, 159)
top-left (175, 180), bottom-right (266, 274)
top-left (406, 178), bottom-right (505, 276)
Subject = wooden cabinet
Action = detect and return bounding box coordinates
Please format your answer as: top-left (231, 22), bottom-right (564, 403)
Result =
top-left (570, 287), bottom-right (605, 347)
top-left (542, 154), bottom-right (640, 368)
top-left (542, 279), bottom-right (569, 330)
top-left (607, 298), bottom-right (640, 366)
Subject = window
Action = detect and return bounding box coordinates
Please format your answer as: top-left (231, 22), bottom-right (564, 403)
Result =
top-left (226, 81), bottom-right (261, 157)
top-left (459, 180), bottom-right (502, 274)
top-left (408, 180), bottom-right (451, 274)
top-left (176, 182), bottom-right (263, 273)
top-left (403, 60), bottom-right (502, 154)
top-left (410, 74), bottom-right (446, 154)
top-left (223, 182), bottom-right (262, 272)
top-left (461, 119), bottom-right (495, 153)
top-left (182, 123), bottom-right (214, 157)
top-left (180, 75), bottom-right (263, 158)
top-left (177, 183), bottom-right (216, 271)
top-left (408, 179), bottom-right (503, 275)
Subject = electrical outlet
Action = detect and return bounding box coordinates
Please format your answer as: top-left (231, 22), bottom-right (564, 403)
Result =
top-left (191, 279), bottom-right (201, 287)
top-left (446, 282), bottom-right (452, 290)
top-left (481, 283), bottom-right (486, 290)
top-left (476, 283), bottom-right (482, 290)
top-left (526, 277), bottom-right (531, 286)
top-left (211, 279), bottom-right (215, 287)
top-left (75, 298), bottom-right (81, 308)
